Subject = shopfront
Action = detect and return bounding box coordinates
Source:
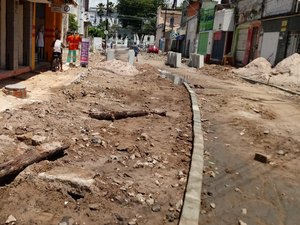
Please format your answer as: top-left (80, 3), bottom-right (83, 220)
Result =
top-left (261, 15), bottom-right (300, 65)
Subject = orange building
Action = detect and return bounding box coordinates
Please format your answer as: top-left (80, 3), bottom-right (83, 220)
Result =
top-left (0, 0), bottom-right (77, 80)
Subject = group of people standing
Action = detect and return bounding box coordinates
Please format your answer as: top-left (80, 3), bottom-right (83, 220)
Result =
top-left (51, 31), bottom-right (82, 72)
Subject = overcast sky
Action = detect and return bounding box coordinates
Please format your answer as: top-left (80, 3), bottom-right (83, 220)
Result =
top-left (89, 0), bottom-right (184, 8)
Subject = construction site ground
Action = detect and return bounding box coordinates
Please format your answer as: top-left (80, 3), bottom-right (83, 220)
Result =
top-left (0, 51), bottom-right (299, 225)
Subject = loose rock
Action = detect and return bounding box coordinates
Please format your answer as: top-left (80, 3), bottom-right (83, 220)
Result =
top-left (238, 220), bottom-right (247, 225)
top-left (117, 145), bottom-right (130, 151)
top-left (166, 212), bottom-right (175, 222)
top-left (254, 153), bottom-right (271, 163)
top-left (140, 133), bottom-right (149, 141)
top-left (277, 150), bottom-right (285, 155)
top-left (151, 203), bottom-right (161, 212)
top-left (207, 171), bottom-right (216, 178)
top-left (210, 202), bottom-right (216, 209)
top-left (242, 208), bottom-right (247, 215)
top-left (128, 219), bottom-right (137, 225)
top-left (58, 216), bottom-right (75, 225)
top-left (5, 215), bottom-right (17, 224)
top-left (32, 135), bottom-right (47, 146)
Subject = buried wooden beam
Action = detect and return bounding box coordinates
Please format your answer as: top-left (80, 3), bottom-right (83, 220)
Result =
top-left (0, 142), bottom-right (70, 185)
top-left (89, 110), bottom-right (167, 121)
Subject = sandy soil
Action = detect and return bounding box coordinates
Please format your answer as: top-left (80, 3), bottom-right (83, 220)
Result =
top-left (0, 53), bottom-right (192, 225)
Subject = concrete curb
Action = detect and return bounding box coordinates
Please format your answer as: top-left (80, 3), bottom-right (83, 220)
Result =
top-left (179, 82), bottom-right (204, 225)
top-left (158, 69), bottom-right (205, 225)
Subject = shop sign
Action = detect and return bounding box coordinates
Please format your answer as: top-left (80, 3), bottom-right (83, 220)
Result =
top-left (80, 38), bottom-right (90, 67)
top-left (51, 4), bottom-right (71, 13)
top-left (199, 5), bottom-right (216, 31)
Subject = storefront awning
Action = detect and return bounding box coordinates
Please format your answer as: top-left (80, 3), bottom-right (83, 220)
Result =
top-left (69, 0), bottom-right (78, 6)
top-left (27, 0), bottom-right (51, 4)
top-left (26, 0), bottom-right (51, 3)
top-left (25, 0), bottom-right (78, 6)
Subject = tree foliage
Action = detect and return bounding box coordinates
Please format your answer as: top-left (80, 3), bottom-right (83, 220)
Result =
top-left (68, 14), bottom-right (78, 32)
top-left (117, 0), bottom-right (165, 37)
top-left (88, 20), bottom-right (119, 38)
top-left (97, 2), bottom-right (115, 18)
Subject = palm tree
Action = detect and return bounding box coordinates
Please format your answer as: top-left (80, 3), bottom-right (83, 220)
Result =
top-left (96, 2), bottom-right (115, 18)
top-left (96, 3), bottom-right (105, 19)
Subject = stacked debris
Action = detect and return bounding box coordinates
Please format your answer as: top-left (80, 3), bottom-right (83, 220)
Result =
top-left (232, 57), bottom-right (272, 81)
top-left (271, 53), bottom-right (300, 88)
top-left (232, 53), bottom-right (300, 90)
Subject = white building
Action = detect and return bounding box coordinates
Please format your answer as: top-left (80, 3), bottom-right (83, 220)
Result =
top-left (70, 0), bottom-right (89, 36)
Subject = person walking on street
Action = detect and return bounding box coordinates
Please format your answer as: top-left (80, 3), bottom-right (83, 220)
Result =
top-left (133, 43), bottom-right (139, 62)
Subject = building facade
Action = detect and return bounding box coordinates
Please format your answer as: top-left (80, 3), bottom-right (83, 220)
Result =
top-left (156, 7), bottom-right (182, 51)
top-left (0, 0), bottom-right (79, 79)
top-left (260, 0), bottom-right (300, 65)
top-left (197, 0), bottom-right (217, 61)
top-left (210, 7), bottom-right (235, 63)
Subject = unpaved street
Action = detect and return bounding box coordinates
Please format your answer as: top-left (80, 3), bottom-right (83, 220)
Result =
top-left (140, 54), bottom-right (300, 225)
top-left (0, 51), bottom-right (299, 225)
top-left (0, 53), bottom-right (192, 225)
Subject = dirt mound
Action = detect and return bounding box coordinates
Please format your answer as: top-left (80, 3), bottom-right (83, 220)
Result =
top-left (275, 53), bottom-right (300, 77)
top-left (232, 57), bottom-right (272, 81)
top-left (269, 54), bottom-right (300, 88)
top-left (95, 59), bottom-right (140, 76)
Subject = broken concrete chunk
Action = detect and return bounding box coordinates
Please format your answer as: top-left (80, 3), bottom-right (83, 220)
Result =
top-left (277, 150), bottom-right (285, 155)
top-left (238, 220), bottom-right (247, 225)
top-left (32, 135), bottom-right (47, 146)
top-left (17, 132), bottom-right (33, 143)
top-left (58, 216), bottom-right (75, 225)
top-left (117, 145), bottom-right (130, 151)
top-left (151, 203), bottom-right (161, 212)
top-left (5, 215), bottom-right (17, 224)
top-left (207, 171), bottom-right (216, 178)
top-left (175, 199), bottom-right (183, 212)
top-left (242, 208), bottom-right (247, 215)
top-left (254, 153), bottom-right (271, 163)
top-left (210, 203), bottom-right (216, 209)
top-left (128, 219), bottom-right (137, 225)
top-left (89, 203), bottom-right (101, 211)
top-left (136, 193), bottom-right (145, 204)
top-left (140, 133), bottom-right (149, 141)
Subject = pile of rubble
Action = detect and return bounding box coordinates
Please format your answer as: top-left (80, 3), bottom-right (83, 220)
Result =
top-left (271, 53), bottom-right (300, 87)
top-left (232, 57), bottom-right (272, 81)
top-left (95, 59), bottom-right (140, 76)
top-left (232, 53), bottom-right (300, 89)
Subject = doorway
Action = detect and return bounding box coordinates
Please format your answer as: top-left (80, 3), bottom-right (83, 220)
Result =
top-left (249, 27), bottom-right (259, 62)
top-left (286, 32), bottom-right (300, 57)
top-left (36, 3), bottom-right (46, 63)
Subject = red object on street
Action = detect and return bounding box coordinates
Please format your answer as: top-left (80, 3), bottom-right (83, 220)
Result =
top-left (147, 44), bottom-right (159, 54)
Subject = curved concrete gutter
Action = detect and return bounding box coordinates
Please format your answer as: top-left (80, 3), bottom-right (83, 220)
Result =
top-left (159, 70), bottom-right (204, 225)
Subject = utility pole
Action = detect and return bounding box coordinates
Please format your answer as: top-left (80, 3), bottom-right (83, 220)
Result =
top-left (105, 0), bottom-right (109, 50)
top-left (163, 6), bottom-right (168, 38)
